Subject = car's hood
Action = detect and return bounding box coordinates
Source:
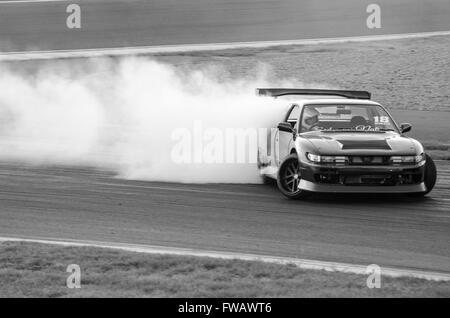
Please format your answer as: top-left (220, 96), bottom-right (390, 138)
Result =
top-left (301, 131), bottom-right (420, 155)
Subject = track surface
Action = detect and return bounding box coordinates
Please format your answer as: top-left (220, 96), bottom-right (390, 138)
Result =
top-left (1, 0), bottom-right (450, 52)
top-left (0, 162), bottom-right (449, 273)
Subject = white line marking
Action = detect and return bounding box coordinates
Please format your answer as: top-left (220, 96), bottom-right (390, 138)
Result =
top-left (1, 30), bottom-right (450, 61)
top-left (1, 236), bottom-right (449, 281)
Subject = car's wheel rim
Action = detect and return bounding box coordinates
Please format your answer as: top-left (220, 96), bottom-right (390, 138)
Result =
top-left (281, 159), bottom-right (301, 193)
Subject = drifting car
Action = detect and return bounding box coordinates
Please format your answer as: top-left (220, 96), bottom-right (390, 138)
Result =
top-left (257, 88), bottom-right (437, 199)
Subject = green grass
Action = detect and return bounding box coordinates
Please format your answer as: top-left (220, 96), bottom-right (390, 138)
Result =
top-left (0, 242), bottom-right (449, 298)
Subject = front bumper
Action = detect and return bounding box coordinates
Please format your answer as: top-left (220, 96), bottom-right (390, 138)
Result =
top-left (299, 180), bottom-right (426, 193)
top-left (298, 161), bottom-right (426, 193)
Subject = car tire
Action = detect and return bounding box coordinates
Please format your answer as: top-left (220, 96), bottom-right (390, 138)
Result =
top-left (409, 154), bottom-right (437, 197)
top-left (277, 154), bottom-right (309, 199)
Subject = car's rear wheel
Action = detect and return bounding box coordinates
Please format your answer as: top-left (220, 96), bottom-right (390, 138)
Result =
top-left (277, 154), bottom-right (309, 199)
top-left (409, 154), bottom-right (437, 197)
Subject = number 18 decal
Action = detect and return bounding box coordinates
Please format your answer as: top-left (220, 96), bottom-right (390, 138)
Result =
top-left (374, 116), bottom-right (389, 124)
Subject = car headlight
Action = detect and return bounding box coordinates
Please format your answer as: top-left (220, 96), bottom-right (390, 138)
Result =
top-left (306, 153), bottom-right (348, 164)
top-left (306, 153), bottom-right (321, 162)
top-left (391, 154), bottom-right (425, 164)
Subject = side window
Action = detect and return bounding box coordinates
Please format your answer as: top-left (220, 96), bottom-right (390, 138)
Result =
top-left (286, 105), bottom-right (300, 128)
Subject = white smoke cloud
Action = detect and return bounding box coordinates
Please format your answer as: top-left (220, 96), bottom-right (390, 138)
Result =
top-left (0, 57), bottom-right (317, 183)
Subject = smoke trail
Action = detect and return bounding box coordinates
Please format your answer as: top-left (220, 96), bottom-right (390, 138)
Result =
top-left (0, 57), bottom-right (312, 183)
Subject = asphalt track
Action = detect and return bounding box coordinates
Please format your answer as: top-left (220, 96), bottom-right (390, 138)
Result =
top-left (1, 0), bottom-right (450, 52)
top-left (0, 162), bottom-right (449, 274)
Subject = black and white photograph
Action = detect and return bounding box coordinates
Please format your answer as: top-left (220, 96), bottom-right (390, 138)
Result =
top-left (0, 0), bottom-right (449, 301)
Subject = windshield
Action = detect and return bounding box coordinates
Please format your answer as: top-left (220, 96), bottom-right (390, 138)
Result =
top-left (300, 104), bottom-right (398, 133)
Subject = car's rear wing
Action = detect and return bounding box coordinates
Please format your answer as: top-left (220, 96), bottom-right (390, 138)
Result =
top-left (256, 88), bottom-right (371, 100)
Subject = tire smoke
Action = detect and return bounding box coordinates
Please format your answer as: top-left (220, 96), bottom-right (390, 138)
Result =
top-left (0, 57), bottom-right (312, 183)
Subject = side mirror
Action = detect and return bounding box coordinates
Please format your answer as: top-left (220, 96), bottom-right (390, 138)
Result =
top-left (400, 123), bottom-right (412, 133)
top-left (278, 122), bottom-right (294, 133)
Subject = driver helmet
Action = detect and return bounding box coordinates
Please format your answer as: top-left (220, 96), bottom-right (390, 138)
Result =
top-left (302, 107), bottom-right (320, 130)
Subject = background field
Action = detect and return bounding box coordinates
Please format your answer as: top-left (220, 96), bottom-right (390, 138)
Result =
top-left (154, 35), bottom-right (450, 112)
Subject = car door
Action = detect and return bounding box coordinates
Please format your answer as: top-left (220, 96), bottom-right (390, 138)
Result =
top-left (275, 104), bottom-right (299, 166)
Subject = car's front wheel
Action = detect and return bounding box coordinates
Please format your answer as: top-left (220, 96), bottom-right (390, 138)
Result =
top-left (277, 154), bottom-right (309, 199)
top-left (409, 154), bottom-right (437, 197)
